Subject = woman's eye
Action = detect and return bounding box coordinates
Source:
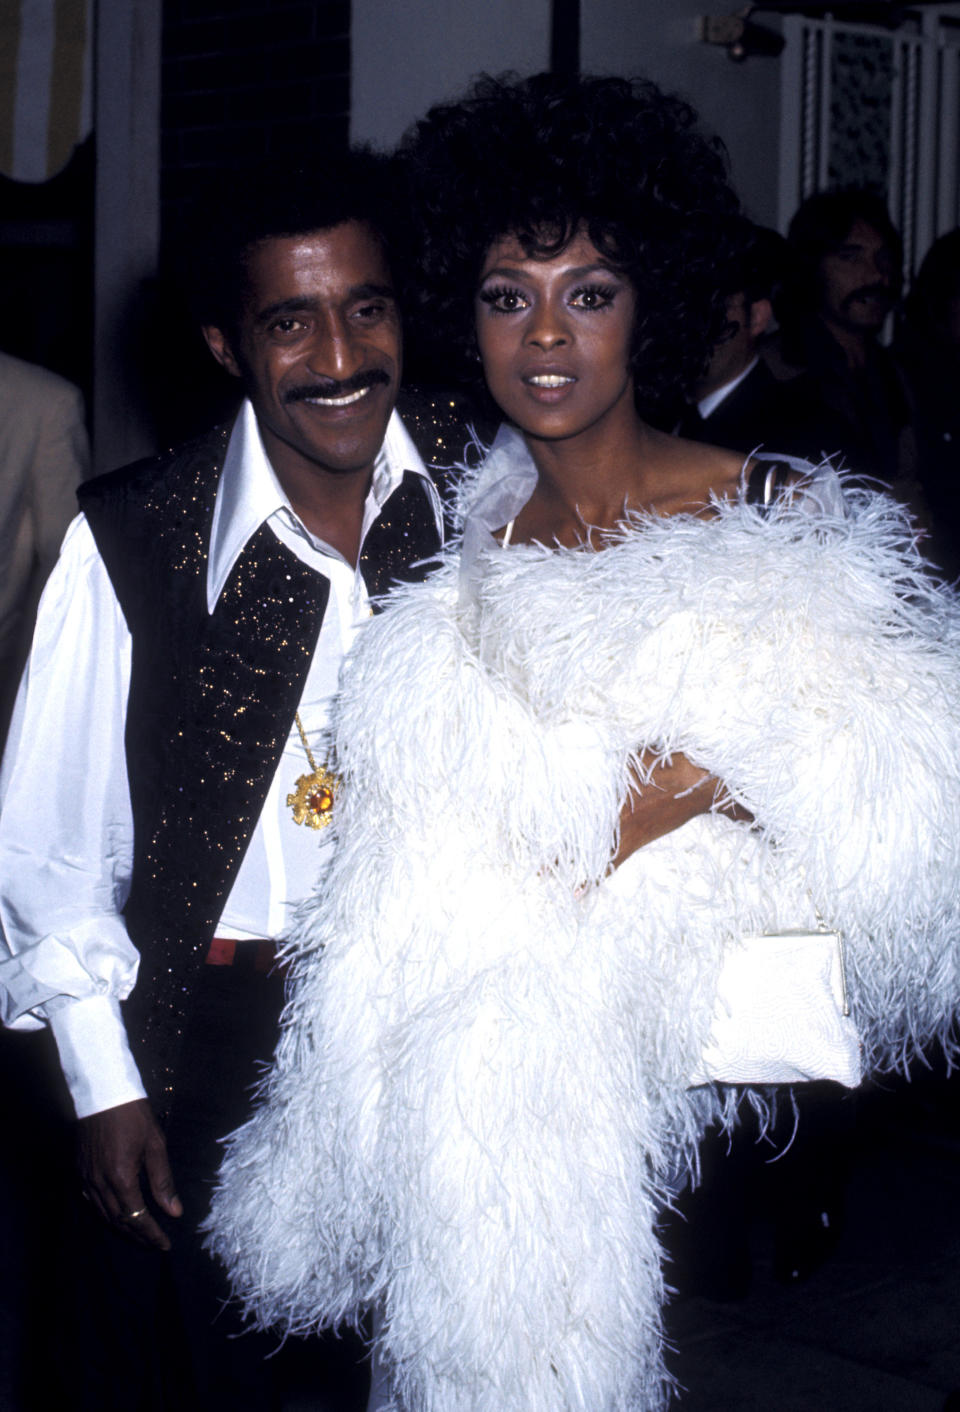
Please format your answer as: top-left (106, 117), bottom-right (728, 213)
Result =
top-left (569, 285), bottom-right (616, 310)
top-left (479, 285), bottom-right (529, 313)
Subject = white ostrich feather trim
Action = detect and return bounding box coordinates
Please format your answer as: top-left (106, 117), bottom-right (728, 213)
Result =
top-left (206, 485), bottom-right (960, 1411)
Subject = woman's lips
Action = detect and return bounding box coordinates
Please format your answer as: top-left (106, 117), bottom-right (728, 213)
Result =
top-left (526, 373), bottom-right (575, 388)
top-left (522, 369), bottom-right (578, 400)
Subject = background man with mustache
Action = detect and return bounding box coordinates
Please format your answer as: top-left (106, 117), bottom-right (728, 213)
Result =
top-left (767, 188), bottom-right (919, 500)
top-left (0, 150), bottom-right (478, 1411)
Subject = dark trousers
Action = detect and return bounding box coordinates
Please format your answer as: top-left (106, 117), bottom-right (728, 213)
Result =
top-left (0, 1025), bottom-right (76, 1411)
top-left (663, 1081), bottom-right (855, 1299)
top-left (40, 965), bottom-right (368, 1412)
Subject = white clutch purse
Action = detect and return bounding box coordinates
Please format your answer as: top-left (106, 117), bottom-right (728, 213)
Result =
top-left (689, 924), bottom-right (862, 1088)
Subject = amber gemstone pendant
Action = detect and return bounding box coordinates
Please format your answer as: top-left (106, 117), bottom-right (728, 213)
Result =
top-left (287, 767), bottom-right (339, 829)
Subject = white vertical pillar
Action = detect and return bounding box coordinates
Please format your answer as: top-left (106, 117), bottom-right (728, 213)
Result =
top-left (803, 24), bottom-right (819, 199)
top-left (888, 33), bottom-right (905, 250)
top-left (817, 18), bottom-right (833, 192)
top-left (905, 35), bottom-right (929, 280)
top-left (92, 0), bottom-right (162, 473)
top-left (777, 16), bottom-right (804, 231)
top-left (937, 43), bottom-right (960, 233)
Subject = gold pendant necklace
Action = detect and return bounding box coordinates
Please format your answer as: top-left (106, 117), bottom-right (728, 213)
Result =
top-left (286, 712), bottom-right (340, 829)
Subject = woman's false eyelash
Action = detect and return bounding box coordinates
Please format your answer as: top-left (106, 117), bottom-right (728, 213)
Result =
top-left (477, 283), bottom-right (527, 310)
top-left (569, 282), bottom-right (619, 308)
top-left (477, 281), bottom-right (621, 312)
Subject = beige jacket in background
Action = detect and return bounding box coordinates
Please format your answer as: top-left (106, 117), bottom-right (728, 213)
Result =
top-left (0, 349), bottom-right (89, 743)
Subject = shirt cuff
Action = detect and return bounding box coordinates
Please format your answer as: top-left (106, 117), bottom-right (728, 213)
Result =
top-left (48, 995), bottom-right (147, 1118)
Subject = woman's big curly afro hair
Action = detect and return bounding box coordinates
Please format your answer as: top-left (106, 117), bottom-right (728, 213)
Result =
top-left (397, 72), bottom-right (745, 415)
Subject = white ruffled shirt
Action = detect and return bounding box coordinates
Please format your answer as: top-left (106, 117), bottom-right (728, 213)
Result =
top-left (0, 400), bottom-right (440, 1118)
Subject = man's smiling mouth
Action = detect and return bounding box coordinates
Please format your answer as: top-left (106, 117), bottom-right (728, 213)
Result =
top-left (285, 369), bottom-right (390, 407)
top-left (304, 386), bottom-right (372, 407)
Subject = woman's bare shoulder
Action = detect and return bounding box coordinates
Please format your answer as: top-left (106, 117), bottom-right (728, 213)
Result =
top-left (645, 433), bottom-right (745, 516)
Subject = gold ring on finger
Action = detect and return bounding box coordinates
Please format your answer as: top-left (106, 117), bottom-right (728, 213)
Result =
top-left (122, 1207), bottom-right (148, 1221)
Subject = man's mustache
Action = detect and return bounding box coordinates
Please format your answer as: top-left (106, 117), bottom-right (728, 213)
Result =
top-left (284, 369), bottom-right (391, 404)
top-left (841, 283), bottom-right (892, 312)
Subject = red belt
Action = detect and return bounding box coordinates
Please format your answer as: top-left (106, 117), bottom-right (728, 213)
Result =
top-left (206, 936), bottom-right (281, 973)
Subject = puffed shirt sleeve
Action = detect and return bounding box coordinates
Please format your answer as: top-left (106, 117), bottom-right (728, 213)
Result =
top-left (0, 514), bottom-right (146, 1117)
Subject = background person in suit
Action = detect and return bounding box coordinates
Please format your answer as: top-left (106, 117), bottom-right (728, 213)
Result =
top-left (770, 190), bottom-right (926, 520)
top-left (0, 349), bottom-right (89, 746)
top-left (676, 222), bottom-right (847, 465)
top-left (896, 227), bottom-right (960, 576)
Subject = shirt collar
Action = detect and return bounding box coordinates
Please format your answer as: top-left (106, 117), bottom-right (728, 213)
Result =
top-left (697, 356), bottom-right (759, 420)
top-left (206, 399), bottom-right (426, 612)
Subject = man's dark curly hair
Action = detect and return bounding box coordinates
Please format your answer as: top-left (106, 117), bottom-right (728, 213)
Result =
top-left (183, 147), bottom-right (399, 337)
top-left (396, 72), bottom-right (744, 415)
top-left (726, 222), bottom-right (789, 310)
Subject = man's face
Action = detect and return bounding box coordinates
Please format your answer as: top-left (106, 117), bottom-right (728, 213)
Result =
top-left (817, 218), bottom-right (899, 337)
top-left (203, 221), bottom-right (402, 486)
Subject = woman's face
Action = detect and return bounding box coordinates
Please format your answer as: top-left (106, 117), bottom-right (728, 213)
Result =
top-left (474, 230), bottom-right (637, 444)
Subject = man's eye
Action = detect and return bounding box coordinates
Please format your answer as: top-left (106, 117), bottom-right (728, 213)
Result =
top-left (354, 302), bottom-right (387, 320)
top-left (270, 318), bottom-right (305, 335)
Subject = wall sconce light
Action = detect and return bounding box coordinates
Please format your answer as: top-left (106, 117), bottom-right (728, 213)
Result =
top-left (699, 0), bottom-right (927, 55)
top-left (699, 8), bottom-right (786, 60)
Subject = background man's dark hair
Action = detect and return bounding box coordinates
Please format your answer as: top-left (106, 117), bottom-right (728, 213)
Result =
top-left (788, 188), bottom-right (901, 266)
top-left (724, 222), bottom-right (788, 310)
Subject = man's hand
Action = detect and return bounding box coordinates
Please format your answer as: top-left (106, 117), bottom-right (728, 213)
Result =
top-left (611, 750), bottom-right (753, 870)
top-left (78, 1098), bottom-right (182, 1251)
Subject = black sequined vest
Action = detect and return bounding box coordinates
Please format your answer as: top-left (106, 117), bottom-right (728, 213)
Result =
top-left (79, 392), bottom-right (478, 1112)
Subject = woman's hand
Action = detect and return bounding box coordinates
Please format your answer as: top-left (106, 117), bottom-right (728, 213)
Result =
top-left (610, 750), bottom-right (752, 870)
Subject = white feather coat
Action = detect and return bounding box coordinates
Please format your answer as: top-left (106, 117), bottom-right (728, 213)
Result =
top-left (206, 448), bottom-right (960, 1412)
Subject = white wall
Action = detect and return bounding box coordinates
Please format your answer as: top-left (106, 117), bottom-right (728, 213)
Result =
top-left (580, 1), bottom-right (783, 227)
top-left (351, 0), bottom-right (552, 149)
top-left (351, 0), bottom-right (784, 226)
